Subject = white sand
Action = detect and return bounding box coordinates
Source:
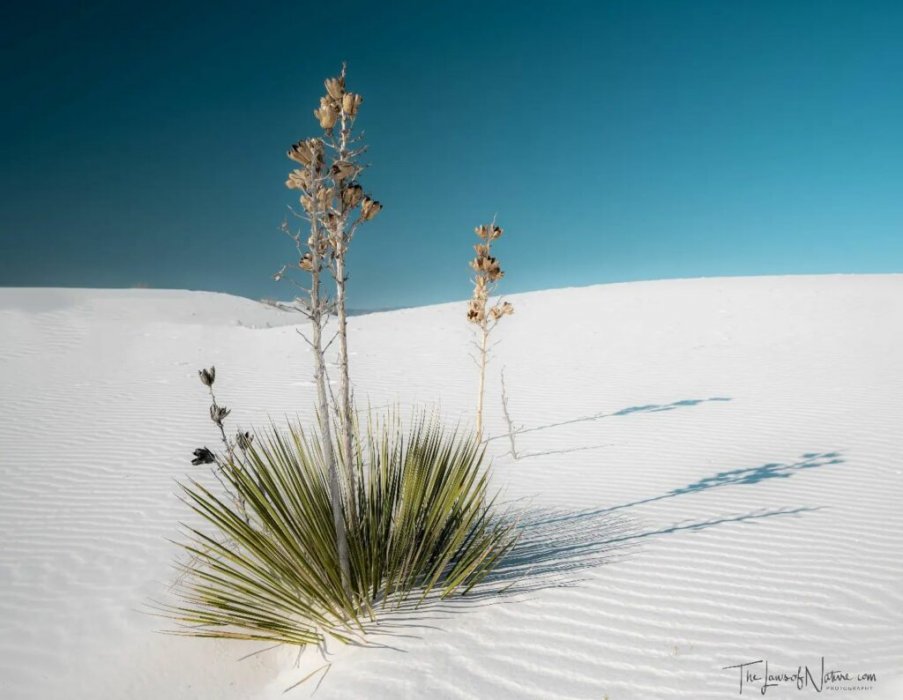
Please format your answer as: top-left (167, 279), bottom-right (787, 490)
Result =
top-left (1, 275), bottom-right (902, 699)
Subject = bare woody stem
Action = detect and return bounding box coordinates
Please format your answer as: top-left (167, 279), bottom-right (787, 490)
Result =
top-left (499, 367), bottom-right (520, 459)
top-left (333, 85), bottom-right (359, 522)
top-left (309, 177), bottom-right (352, 599)
top-left (476, 320), bottom-right (489, 441)
top-left (206, 384), bottom-right (249, 522)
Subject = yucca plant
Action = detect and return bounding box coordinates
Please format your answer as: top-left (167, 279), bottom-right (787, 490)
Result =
top-left (166, 410), bottom-right (516, 646)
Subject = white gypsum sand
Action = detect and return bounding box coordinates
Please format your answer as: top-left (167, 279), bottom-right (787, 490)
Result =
top-left (0, 275), bottom-right (902, 699)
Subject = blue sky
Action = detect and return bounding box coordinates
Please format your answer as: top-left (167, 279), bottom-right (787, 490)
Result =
top-left (1, 0), bottom-right (901, 308)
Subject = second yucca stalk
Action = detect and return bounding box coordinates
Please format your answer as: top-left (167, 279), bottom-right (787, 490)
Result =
top-left (318, 65), bottom-right (382, 514)
top-left (467, 222), bottom-right (513, 442)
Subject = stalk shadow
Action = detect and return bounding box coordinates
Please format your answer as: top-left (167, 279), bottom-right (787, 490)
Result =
top-left (543, 452), bottom-right (843, 524)
top-left (467, 451), bottom-right (841, 600)
top-left (487, 396), bottom-right (733, 446)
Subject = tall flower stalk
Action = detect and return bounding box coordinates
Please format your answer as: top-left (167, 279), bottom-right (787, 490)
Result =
top-left (467, 222), bottom-right (513, 442)
top-left (318, 64), bottom-right (381, 513)
top-left (277, 64), bottom-right (381, 594)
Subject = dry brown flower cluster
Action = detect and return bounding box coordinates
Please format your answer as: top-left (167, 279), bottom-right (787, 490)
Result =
top-left (281, 67), bottom-right (382, 281)
top-left (467, 224), bottom-right (513, 325)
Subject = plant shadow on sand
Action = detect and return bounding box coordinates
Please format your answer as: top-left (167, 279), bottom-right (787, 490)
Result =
top-left (506, 396), bottom-right (734, 438)
top-left (496, 396), bottom-right (734, 459)
top-left (480, 452), bottom-right (841, 593)
top-left (356, 451), bottom-right (842, 647)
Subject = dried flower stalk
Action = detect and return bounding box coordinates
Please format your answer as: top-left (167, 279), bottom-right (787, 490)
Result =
top-left (317, 64), bottom-right (381, 523)
top-left (276, 64), bottom-right (382, 597)
top-left (192, 366), bottom-right (248, 521)
top-left (467, 221), bottom-right (513, 442)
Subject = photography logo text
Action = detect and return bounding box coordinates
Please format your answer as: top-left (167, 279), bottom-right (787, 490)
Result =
top-left (722, 657), bottom-right (877, 694)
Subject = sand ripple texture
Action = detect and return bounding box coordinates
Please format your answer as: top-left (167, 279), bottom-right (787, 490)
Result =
top-left (0, 276), bottom-right (901, 699)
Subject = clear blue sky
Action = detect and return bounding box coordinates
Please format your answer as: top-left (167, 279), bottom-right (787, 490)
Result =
top-left (2, 0), bottom-right (901, 309)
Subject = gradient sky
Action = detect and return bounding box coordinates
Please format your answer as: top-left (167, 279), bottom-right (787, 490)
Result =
top-left (2, 0), bottom-right (902, 309)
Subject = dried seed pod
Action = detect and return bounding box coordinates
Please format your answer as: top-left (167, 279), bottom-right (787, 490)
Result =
top-left (343, 183), bottom-right (364, 208)
top-left (317, 187), bottom-right (332, 210)
top-left (210, 404), bottom-right (231, 426)
top-left (466, 299), bottom-right (485, 323)
top-left (198, 366), bottom-right (216, 387)
top-left (324, 76), bottom-right (345, 100)
top-left (287, 138), bottom-right (322, 167)
top-left (299, 252), bottom-right (315, 272)
top-left (360, 197), bottom-right (382, 220)
top-left (300, 195), bottom-right (314, 212)
top-left (191, 447), bottom-right (216, 465)
top-left (314, 98), bottom-right (338, 129)
top-left (342, 92), bottom-right (363, 117)
top-left (331, 161), bottom-right (356, 181)
top-left (285, 169), bottom-right (309, 190)
top-left (489, 301), bottom-right (514, 320)
top-left (236, 431), bottom-right (254, 451)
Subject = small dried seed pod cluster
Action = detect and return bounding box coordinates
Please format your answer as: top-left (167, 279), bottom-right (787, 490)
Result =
top-left (315, 73), bottom-right (364, 130)
top-left (317, 71), bottom-right (380, 223)
top-left (467, 223), bottom-right (513, 325)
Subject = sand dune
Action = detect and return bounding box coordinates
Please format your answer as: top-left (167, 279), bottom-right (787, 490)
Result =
top-left (1, 275), bottom-right (902, 699)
